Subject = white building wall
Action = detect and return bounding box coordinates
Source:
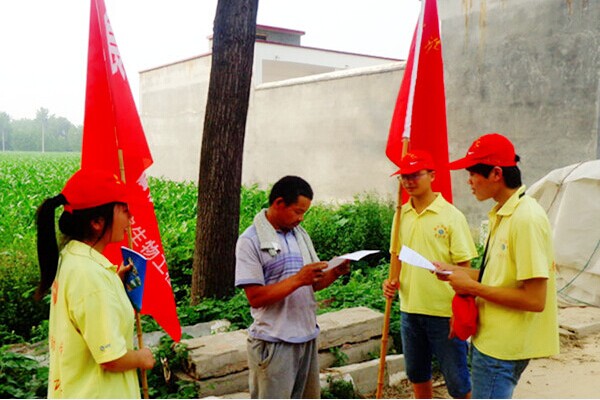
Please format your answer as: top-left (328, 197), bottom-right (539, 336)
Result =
top-left (140, 57), bottom-right (211, 182)
top-left (244, 63), bottom-right (404, 203)
top-left (140, 60), bottom-right (405, 204)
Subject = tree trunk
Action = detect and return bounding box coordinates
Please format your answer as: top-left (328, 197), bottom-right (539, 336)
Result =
top-left (191, 0), bottom-right (258, 303)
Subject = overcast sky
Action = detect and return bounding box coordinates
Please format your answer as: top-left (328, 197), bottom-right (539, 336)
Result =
top-left (0, 0), bottom-right (421, 125)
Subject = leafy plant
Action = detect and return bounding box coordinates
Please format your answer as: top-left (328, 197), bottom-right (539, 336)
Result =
top-left (329, 346), bottom-right (349, 367)
top-left (0, 346), bottom-right (48, 398)
top-left (303, 194), bottom-right (395, 265)
top-left (321, 375), bottom-right (359, 399)
top-left (147, 334), bottom-right (198, 399)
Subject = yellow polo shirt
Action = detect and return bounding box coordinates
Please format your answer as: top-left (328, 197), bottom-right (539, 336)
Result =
top-left (48, 240), bottom-right (140, 398)
top-left (391, 194), bottom-right (478, 317)
top-left (473, 186), bottom-right (559, 360)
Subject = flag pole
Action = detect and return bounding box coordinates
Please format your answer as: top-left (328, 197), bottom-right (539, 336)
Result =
top-left (376, 139), bottom-right (409, 399)
top-left (119, 149), bottom-right (150, 399)
top-left (376, 0), bottom-right (427, 396)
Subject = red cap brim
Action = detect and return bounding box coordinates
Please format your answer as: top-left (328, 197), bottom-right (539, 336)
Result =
top-left (448, 157), bottom-right (476, 170)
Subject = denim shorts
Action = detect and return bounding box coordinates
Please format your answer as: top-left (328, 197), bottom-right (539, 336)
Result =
top-left (400, 312), bottom-right (471, 397)
top-left (471, 345), bottom-right (530, 399)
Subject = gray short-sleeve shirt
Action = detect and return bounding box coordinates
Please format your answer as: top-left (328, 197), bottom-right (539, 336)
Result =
top-left (235, 225), bottom-right (319, 343)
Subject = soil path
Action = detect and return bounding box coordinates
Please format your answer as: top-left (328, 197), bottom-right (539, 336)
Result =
top-left (367, 306), bottom-right (600, 399)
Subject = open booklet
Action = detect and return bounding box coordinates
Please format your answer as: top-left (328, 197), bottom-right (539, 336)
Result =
top-left (324, 250), bottom-right (380, 271)
top-left (121, 246), bottom-right (147, 311)
top-left (398, 245), bottom-right (451, 275)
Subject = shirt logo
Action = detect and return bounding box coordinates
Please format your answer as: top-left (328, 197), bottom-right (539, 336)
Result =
top-left (434, 225), bottom-right (449, 239)
top-left (100, 343), bottom-right (112, 352)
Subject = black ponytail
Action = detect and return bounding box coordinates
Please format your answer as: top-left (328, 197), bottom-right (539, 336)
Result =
top-left (35, 194), bottom-right (67, 301)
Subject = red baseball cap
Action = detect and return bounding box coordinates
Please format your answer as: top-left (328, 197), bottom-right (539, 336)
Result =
top-left (61, 169), bottom-right (128, 213)
top-left (449, 133), bottom-right (517, 170)
top-left (451, 294), bottom-right (478, 341)
top-left (393, 150), bottom-right (436, 175)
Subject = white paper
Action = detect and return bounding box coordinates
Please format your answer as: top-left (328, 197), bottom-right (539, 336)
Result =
top-left (325, 250), bottom-right (380, 271)
top-left (398, 245), bottom-right (451, 275)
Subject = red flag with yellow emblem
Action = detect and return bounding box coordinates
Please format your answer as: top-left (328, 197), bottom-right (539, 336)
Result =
top-left (386, 0), bottom-right (452, 203)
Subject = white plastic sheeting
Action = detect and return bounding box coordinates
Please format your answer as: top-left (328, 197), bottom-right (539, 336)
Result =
top-left (528, 160), bottom-right (600, 306)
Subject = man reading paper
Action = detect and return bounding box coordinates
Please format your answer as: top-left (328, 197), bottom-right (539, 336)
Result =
top-left (235, 176), bottom-right (350, 399)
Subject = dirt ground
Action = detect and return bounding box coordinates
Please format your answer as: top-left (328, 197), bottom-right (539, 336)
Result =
top-left (513, 331), bottom-right (600, 398)
top-left (365, 307), bottom-right (600, 399)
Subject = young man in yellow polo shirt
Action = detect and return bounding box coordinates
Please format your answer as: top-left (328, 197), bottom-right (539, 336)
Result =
top-left (383, 150), bottom-right (478, 399)
top-left (434, 133), bottom-right (559, 399)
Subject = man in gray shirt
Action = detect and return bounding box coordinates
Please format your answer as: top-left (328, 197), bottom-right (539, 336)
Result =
top-left (235, 176), bottom-right (350, 399)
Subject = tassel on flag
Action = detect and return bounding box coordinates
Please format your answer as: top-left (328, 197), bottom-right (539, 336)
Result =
top-left (386, 0), bottom-right (452, 203)
top-left (82, 0), bottom-right (181, 342)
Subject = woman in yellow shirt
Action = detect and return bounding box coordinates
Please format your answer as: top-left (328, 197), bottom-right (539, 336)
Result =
top-left (35, 169), bottom-right (155, 398)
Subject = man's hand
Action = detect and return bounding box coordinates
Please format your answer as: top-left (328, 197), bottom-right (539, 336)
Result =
top-left (333, 259), bottom-right (351, 278)
top-left (432, 261), bottom-right (459, 281)
top-left (382, 279), bottom-right (399, 299)
top-left (446, 268), bottom-right (478, 296)
top-left (296, 262), bottom-right (327, 286)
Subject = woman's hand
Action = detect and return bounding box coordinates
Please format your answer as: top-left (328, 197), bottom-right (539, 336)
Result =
top-left (117, 260), bottom-right (133, 283)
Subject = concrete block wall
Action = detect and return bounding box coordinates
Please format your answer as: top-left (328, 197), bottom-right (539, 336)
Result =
top-left (439, 0), bottom-right (600, 226)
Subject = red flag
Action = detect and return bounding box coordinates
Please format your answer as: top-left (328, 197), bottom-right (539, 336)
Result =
top-left (386, 0), bottom-right (452, 203)
top-left (82, 0), bottom-right (181, 342)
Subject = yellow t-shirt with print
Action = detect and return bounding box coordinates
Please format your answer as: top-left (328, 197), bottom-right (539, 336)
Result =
top-left (48, 240), bottom-right (140, 399)
top-left (473, 186), bottom-right (559, 360)
top-left (391, 194), bottom-right (478, 317)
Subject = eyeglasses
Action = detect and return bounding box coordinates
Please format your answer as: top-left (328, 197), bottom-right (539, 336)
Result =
top-left (399, 171), bottom-right (430, 182)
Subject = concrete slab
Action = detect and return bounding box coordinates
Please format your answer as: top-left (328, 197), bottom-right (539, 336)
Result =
top-left (317, 306), bottom-right (383, 349)
top-left (558, 306), bottom-right (600, 337)
top-left (181, 307), bottom-right (404, 397)
top-left (184, 307), bottom-right (386, 380)
top-left (141, 319), bottom-right (231, 348)
top-left (206, 392), bottom-right (250, 399)
top-left (177, 369), bottom-right (250, 398)
top-left (318, 337), bottom-right (391, 369)
top-left (321, 355), bottom-right (405, 396)
top-left (184, 330), bottom-right (248, 379)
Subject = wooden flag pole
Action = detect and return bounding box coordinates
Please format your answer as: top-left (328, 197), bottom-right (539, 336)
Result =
top-left (119, 149), bottom-right (150, 399)
top-left (376, 138), bottom-right (409, 399)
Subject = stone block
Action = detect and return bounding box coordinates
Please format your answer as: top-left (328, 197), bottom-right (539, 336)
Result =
top-left (184, 330), bottom-right (248, 379)
top-left (318, 337), bottom-right (391, 369)
top-left (317, 307), bottom-right (383, 349)
top-left (559, 306), bottom-right (600, 337)
top-left (198, 370), bottom-right (249, 398)
top-left (320, 355), bottom-right (405, 396)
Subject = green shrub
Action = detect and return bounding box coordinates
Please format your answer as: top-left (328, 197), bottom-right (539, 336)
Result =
top-left (239, 184), bottom-right (269, 233)
top-left (147, 334), bottom-right (198, 399)
top-left (0, 346), bottom-right (48, 398)
top-left (303, 194), bottom-right (394, 265)
top-left (321, 375), bottom-right (359, 399)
